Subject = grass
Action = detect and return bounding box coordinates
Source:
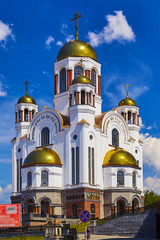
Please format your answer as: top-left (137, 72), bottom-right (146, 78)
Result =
top-left (71, 221), bottom-right (90, 232)
top-left (0, 236), bottom-right (43, 240)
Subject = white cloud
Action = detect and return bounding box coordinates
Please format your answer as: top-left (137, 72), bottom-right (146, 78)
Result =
top-left (66, 34), bottom-right (74, 42)
top-left (0, 184), bottom-right (12, 202)
top-left (88, 11), bottom-right (135, 47)
top-left (146, 122), bottom-right (158, 130)
top-left (0, 20), bottom-right (15, 49)
top-left (45, 35), bottom-right (54, 49)
top-left (118, 84), bottom-right (149, 99)
top-left (0, 81), bottom-right (7, 96)
top-left (140, 133), bottom-right (160, 171)
top-left (144, 176), bottom-right (160, 194)
top-left (42, 71), bottom-right (50, 78)
top-left (56, 41), bottom-right (63, 46)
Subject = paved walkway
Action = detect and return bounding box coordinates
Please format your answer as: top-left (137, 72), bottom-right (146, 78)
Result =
top-left (78, 234), bottom-right (156, 240)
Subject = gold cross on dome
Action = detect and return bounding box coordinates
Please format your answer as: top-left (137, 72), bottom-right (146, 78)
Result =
top-left (71, 12), bottom-right (82, 40)
top-left (79, 59), bottom-right (85, 75)
top-left (124, 83), bottom-right (131, 98)
top-left (24, 81), bottom-right (29, 95)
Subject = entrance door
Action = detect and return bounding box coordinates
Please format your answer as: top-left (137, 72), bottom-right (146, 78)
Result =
top-left (117, 199), bottom-right (125, 215)
top-left (41, 199), bottom-right (50, 217)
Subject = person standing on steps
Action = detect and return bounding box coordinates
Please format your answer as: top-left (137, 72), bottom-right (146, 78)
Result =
top-left (87, 226), bottom-right (90, 239)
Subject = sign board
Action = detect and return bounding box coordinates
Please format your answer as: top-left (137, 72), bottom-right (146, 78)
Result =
top-left (0, 204), bottom-right (20, 227)
top-left (79, 210), bottom-right (91, 223)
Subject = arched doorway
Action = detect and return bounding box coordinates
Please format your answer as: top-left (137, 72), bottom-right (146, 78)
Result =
top-left (27, 199), bottom-right (34, 214)
top-left (117, 199), bottom-right (125, 215)
top-left (41, 199), bottom-right (50, 217)
top-left (90, 204), bottom-right (95, 219)
top-left (132, 198), bottom-right (139, 213)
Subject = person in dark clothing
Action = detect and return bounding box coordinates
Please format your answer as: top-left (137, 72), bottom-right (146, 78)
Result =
top-left (87, 226), bottom-right (90, 239)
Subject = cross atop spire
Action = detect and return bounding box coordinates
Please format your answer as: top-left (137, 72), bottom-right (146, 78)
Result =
top-left (71, 12), bottom-right (82, 40)
top-left (124, 83), bottom-right (131, 98)
top-left (78, 58), bottom-right (85, 75)
top-left (24, 81), bottom-right (29, 95)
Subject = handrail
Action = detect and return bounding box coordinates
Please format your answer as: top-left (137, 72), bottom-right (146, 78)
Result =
top-left (96, 201), bottom-right (160, 226)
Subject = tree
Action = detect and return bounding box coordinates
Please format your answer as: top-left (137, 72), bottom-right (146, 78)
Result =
top-left (144, 190), bottom-right (160, 206)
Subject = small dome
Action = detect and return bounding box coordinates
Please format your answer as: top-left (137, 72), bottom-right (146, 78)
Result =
top-left (118, 96), bottom-right (136, 107)
top-left (57, 40), bottom-right (97, 62)
top-left (17, 93), bottom-right (36, 105)
top-left (103, 149), bottom-right (138, 167)
top-left (23, 147), bottom-right (62, 167)
top-left (72, 75), bottom-right (92, 85)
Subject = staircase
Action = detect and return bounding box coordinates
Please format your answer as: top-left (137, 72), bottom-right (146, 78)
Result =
top-left (95, 207), bottom-right (157, 238)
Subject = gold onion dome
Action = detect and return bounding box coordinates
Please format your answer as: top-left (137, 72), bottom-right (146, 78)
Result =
top-left (23, 147), bottom-right (62, 167)
top-left (17, 93), bottom-right (36, 105)
top-left (103, 148), bottom-right (138, 167)
top-left (118, 96), bottom-right (137, 107)
top-left (57, 40), bottom-right (97, 62)
top-left (72, 75), bottom-right (92, 85)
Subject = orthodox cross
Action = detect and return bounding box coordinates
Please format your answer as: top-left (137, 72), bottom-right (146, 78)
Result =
top-left (124, 83), bottom-right (130, 98)
top-left (24, 81), bottom-right (29, 95)
top-left (71, 12), bottom-right (82, 40)
top-left (79, 59), bottom-right (85, 75)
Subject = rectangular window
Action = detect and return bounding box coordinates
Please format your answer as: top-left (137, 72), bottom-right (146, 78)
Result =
top-left (72, 148), bottom-right (75, 184)
top-left (76, 147), bottom-right (79, 184)
top-left (88, 147), bottom-right (91, 184)
top-left (92, 148), bottom-right (95, 185)
top-left (17, 159), bottom-right (19, 192)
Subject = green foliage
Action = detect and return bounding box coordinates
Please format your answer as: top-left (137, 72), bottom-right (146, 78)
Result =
top-left (71, 221), bottom-right (90, 232)
top-left (144, 190), bottom-right (160, 206)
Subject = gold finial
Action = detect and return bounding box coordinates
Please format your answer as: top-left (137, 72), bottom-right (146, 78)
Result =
top-left (71, 12), bottom-right (82, 40)
top-left (79, 59), bottom-right (85, 75)
top-left (24, 81), bottom-right (29, 95)
top-left (124, 84), bottom-right (131, 98)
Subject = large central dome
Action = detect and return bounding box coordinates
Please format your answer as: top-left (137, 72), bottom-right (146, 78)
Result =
top-left (57, 40), bottom-right (97, 62)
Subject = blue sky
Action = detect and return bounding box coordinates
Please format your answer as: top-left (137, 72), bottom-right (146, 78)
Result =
top-left (0, 0), bottom-right (160, 203)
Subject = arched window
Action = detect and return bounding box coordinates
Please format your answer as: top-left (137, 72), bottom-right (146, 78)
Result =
top-left (19, 110), bottom-right (21, 122)
top-left (132, 172), bottom-right (136, 187)
top-left (27, 171), bottom-right (32, 187)
top-left (41, 170), bottom-right (48, 186)
top-left (81, 90), bottom-right (85, 104)
top-left (112, 128), bottom-right (119, 147)
top-left (90, 203), bottom-right (95, 219)
top-left (72, 204), bottom-right (78, 217)
top-left (32, 110), bottom-right (35, 118)
top-left (24, 109), bottom-right (29, 121)
top-left (74, 65), bottom-right (83, 78)
top-left (41, 127), bottom-right (50, 146)
top-left (60, 68), bottom-right (66, 93)
top-left (121, 112), bottom-right (124, 118)
top-left (117, 171), bottom-right (124, 186)
top-left (41, 199), bottom-right (50, 217)
top-left (91, 68), bottom-right (96, 87)
top-left (128, 111), bottom-right (131, 123)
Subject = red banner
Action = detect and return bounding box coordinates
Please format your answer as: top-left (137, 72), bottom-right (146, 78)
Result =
top-left (0, 204), bottom-right (20, 227)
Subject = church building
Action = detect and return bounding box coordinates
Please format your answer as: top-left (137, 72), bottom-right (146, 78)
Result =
top-left (11, 14), bottom-right (144, 223)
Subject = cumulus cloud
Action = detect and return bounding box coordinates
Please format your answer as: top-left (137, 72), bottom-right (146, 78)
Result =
top-left (0, 184), bottom-right (12, 202)
top-left (0, 20), bottom-right (15, 49)
top-left (0, 81), bottom-right (7, 96)
top-left (45, 35), bottom-right (54, 49)
top-left (144, 176), bottom-right (160, 194)
top-left (140, 133), bottom-right (160, 171)
top-left (56, 41), bottom-right (63, 46)
top-left (88, 11), bottom-right (135, 47)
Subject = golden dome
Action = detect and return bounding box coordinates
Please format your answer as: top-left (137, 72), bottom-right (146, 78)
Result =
top-left (103, 148), bottom-right (138, 167)
top-left (57, 40), bottom-right (97, 62)
top-left (118, 96), bottom-right (137, 107)
top-left (23, 147), bottom-right (62, 167)
top-left (17, 93), bottom-right (36, 105)
top-left (72, 75), bottom-right (92, 85)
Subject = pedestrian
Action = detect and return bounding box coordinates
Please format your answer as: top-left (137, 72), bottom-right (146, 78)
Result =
top-left (87, 226), bottom-right (90, 239)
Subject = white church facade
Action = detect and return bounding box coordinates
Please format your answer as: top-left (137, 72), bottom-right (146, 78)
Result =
top-left (11, 21), bottom-right (144, 223)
